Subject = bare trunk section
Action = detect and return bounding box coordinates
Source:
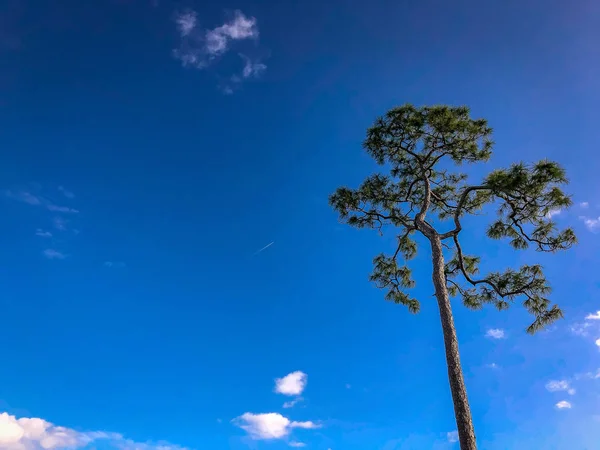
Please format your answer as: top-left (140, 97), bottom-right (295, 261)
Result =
top-left (430, 236), bottom-right (477, 450)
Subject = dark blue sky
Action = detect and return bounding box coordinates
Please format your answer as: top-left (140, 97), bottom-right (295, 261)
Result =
top-left (1, 0), bottom-right (600, 449)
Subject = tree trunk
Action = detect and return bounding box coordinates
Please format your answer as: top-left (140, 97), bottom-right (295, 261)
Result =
top-left (430, 236), bottom-right (477, 450)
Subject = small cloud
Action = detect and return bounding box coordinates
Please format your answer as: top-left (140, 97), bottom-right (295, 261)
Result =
top-left (53, 216), bottom-right (68, 231)
top-left (580, 216), bottom-right (600, 232)
top-left (58, 186), bottom-right (75, 199)
top-left (546, 209), bottom-right (562, 219)
top-left (35, 229), bottom-right (52, 238)
top-left (43, 249), bottom-right (66, 260)
top-left (485, 363), bottom-right (499, 369)
top-left (580, 202), bottom-right (589, 208)
top-left (596, 338), bottom-right (600, 348)
top-left (447, 430), bottom-right (458, 443)
top-left (174, 10), bottom-right (197, 37)
top-left (485, 328), bottom-right (505, 339)
top-left (232, 412), bottom-right (319, 441)
top-left (585, 311), bottom-right (600, 320)
top-left (275, 371), bottom-right (307, 396)
top-left (545, 380), bottom-right (575, 395)
top-left (283, 398), bottom-right (303, 409)
top-left (555, 400), bottom-right (572, 409)
top-left (240, 54), bottom-right (267, 78)
top-left (104, 261), bottom-right (126, 269)
top-left (345, 383), bottom-right (352, 389)
top-left (289, 442), bottom-right (306, 448)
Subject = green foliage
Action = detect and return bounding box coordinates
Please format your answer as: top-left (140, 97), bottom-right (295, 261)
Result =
top-left (330, 104), bottom-right (576, 333)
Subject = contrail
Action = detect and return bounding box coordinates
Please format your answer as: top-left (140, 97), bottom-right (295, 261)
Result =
top-left (254, 241), bottom-right (274, 255)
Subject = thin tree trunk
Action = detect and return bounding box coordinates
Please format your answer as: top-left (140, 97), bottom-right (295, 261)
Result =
top-left (430, 236), bottom-right (477, 450)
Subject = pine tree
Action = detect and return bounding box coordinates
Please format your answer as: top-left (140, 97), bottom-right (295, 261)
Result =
top-left (329, 105), bottom-right (576, 450)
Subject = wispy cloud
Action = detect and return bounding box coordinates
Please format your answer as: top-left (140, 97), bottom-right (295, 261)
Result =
top-left (585, 311), bottom-right (600, 320)
top-left (580, 201), bottom-right (589, 208)
top-left (485, 328), bottom-right (506, 339)
top-left (596, 338), bottom-right (600, 348)
top-left (545, 380), bottom-right (576, 395)
top-left (35, 229), bottom-right (52, 238)
top-left (233, 412), bottom-right (319, 440)
top-left (283, 397), bottom-right (303, 409)
top-left (172, 9), bottom-right (266, 91)
top-left (58, 186), bottom-right (75, 199)
top-left (555, 400), bottom-right (572, 410)
top-left (53, 216), bottom-right (68, 231)
top-left (289, 442), bottom-right (306, 447)
top-left (254, 241), bottom-right (274, 255)
top-left (0, 412), bottom-right (188, 450)
top-left (5, 189), bottom-right (78, 214)
top-left (46, 204), bottom-right (79, 213)
top-left (546, 209), bottom-right (562, 219)
top-left (241, 53), bottom-right (266, 78)
top-left (275, 371), bottom-right (307, 396)
top-left (447, 430), bottom-right (458, 443)
top-left (43, 249), bottom-right (66, 260)
top-left (579, 216), bottom-right (600, 232)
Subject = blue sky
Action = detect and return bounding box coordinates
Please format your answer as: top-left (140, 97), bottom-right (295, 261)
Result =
top-left (1, 0), bottom-right (599, 449)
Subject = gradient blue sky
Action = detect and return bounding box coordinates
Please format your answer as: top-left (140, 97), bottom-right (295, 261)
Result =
top-left (1, 0), bottom-right (600, 449)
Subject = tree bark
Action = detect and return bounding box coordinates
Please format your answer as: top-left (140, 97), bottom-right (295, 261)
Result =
top-left (430, 236), bottom-right (477, 450)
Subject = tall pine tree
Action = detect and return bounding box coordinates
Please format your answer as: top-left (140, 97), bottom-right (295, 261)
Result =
top-left (330, 105), bottom-right (576, 449)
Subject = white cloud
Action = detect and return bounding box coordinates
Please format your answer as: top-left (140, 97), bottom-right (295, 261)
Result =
top-left (35, 229), bottom-right (52, 238)
top-left (580, 216), bottom-right (600, 232)
top-left (580, 202), bottom-right (589, 208)
top-left (596, 338), bottom-right (600, 348)
top-left (585, 311), bottom-right (600, 320)
top-left (485, 363), bottom-right (499, 369)
top-left (275, 371), bottom-right (307, 396)
top-left (233, 413), bottom-right (319, 441)
top-left (545, 380), bottom-right (575, 395)
top-left (555, 400), bottom-right (572, 409)
top-left (289, 442), bottom-right (306, 448)
top-left (546, 209), bottom-right (561, 219)
top-left (485, 328), bottom-right (505, 339)
top-left (43, 249), bottom-right (66, 260)
top-left (0, 412), bottom-right (187, 450)
top-left (172, 9), bottom-right (265, 91)
top-left (447, 430), bottom-right (458, 443)
top-left (173, 10), bottom-right (259, 67)
top-left (283, 397), bottom-right (303, 409)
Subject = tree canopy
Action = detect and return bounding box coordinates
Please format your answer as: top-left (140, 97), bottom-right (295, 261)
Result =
top-left (330, 105), bottom-right (576, 333)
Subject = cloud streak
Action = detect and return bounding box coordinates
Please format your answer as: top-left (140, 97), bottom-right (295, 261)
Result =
top-left (254, 241), bottom-right (274, 255)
